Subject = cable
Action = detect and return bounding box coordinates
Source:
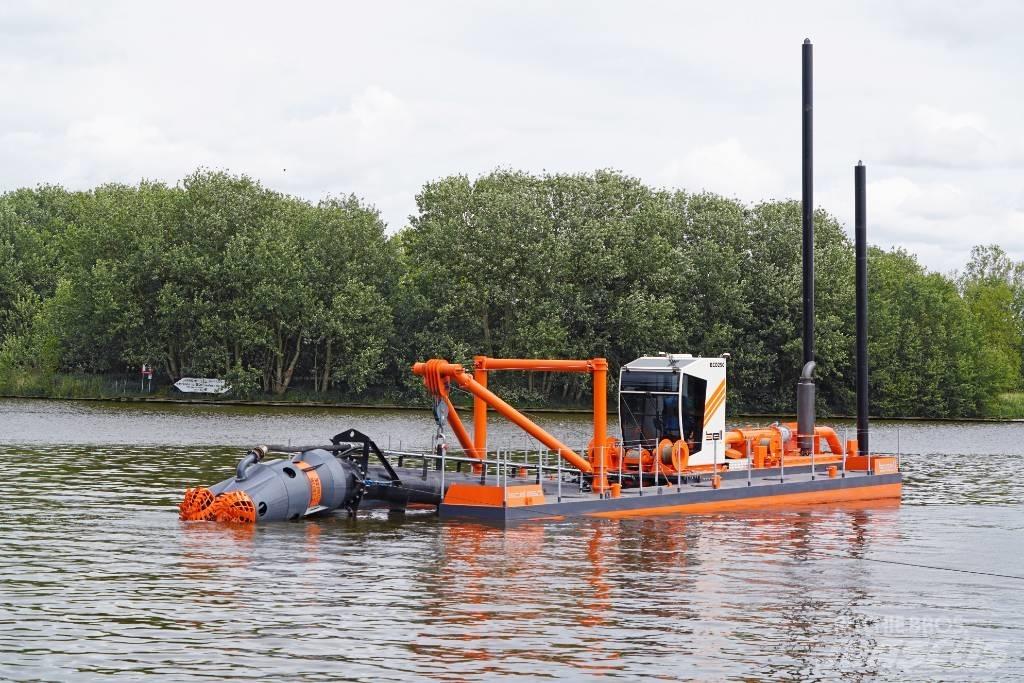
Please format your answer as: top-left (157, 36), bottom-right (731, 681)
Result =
top-left (810, 550), bottom-right (1024, 582)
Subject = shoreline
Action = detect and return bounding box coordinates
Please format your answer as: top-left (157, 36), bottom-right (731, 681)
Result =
top-left (2, 392), bottom-right (1022, 423)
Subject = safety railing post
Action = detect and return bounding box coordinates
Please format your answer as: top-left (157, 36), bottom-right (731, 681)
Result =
top-left (638, 442), bottom-right (644, 497)
top-left (655, 440), bottom-right (662, 494)
top-left (897, 427), bottom-right (901, 471)
top-left (618, 445), bottom-right (624, 488)
top-left (713, 438), bottom-right (718, 480)
top-left (676, 445), bottom-right (682, 493)
top-left (810, 444), bottom-right (815, 480)
top-left (502, 449), bottom-right (508, 507)
top-left (746, 438), bottom-right (752, 487)
top-left (439, 442), bottom-right (446, 508)
top-left (557, 452), bottom-right (563, 503)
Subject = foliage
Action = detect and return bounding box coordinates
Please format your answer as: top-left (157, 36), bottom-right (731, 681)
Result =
top-left (1, 169), bottom-right (1021, 418)
top-left (0, 171), bottom-right (393, 398)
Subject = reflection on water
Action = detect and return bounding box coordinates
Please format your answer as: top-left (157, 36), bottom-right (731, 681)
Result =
top-left (0, 399), bottom-right (1022, 681)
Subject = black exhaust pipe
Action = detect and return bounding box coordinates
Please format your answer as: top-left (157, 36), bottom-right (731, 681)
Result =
top-left (798, 38), bottom-right (816, 455)
top-left (855, 162), bottom-right (869, 456)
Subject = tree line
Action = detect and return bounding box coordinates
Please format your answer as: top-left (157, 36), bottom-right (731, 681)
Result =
top-left (1, 169), bottom-right (1021, 418)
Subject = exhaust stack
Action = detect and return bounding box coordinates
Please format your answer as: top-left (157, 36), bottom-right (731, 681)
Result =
top-left (855, 162), bottom-right (869, 455)
top-left (798, 38), bottom-right (816, 455)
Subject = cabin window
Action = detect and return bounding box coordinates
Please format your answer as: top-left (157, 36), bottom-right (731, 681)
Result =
top-left (619, 393), bottom-right (682, 447)
top-left (682, 375), bottom-right (707, 449)
top-left (619, 371), bottom-right (679, 393)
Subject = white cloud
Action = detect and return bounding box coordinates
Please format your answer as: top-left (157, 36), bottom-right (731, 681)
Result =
top-left (1, 1), bottom-right (1024, 268)
top-left (661, 139), bottom-right (784, 202)
top-left (883, 105), bottom-right (1023, 169)
top-left (818, 174), bottom-right (1024, 273)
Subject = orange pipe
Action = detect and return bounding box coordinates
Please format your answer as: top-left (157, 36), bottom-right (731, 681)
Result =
top-left (413, 361), bottom-right (465, 376)
top-left (592, 357), bottom-right (608, 490)
top-left (452, 372), bottom-right (593, 473)
top-left (443, 396), bottom-right (478, 458)
top-left (473, 355), bottom-right (488, 458)
top-left (475, 358), bottom-right (594, 373)
top-left (814, 426), bottom-right (843, 455)
top-left (592, 358), bottom-right (608, 462)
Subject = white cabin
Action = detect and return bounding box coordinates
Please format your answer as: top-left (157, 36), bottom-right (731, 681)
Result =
top-left (618, 354), bottom-right (727, 466)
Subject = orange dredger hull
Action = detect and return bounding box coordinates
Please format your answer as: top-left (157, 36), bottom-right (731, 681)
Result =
top-left (439, 469), bottom-right (902, 527)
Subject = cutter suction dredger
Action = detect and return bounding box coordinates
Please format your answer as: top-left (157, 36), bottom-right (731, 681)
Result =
top-left (179, 351), bottom-right (900, 526)
top-left (178, 39), bottom-right (902, 526)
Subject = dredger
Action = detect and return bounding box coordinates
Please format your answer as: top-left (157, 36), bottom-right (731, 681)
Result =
top-left (180, 40), bottom-right (901, 526)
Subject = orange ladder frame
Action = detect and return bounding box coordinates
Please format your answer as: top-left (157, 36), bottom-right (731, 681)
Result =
top-left (412, 356), bottom-right (608, 475)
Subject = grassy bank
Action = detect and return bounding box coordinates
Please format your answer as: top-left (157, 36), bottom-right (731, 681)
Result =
top-left (985, 392), bottom-right (1024, 419)
top-left (0, 369), bottom-right (587, 412)
top-left (0, 369), bottom-right (409, 407)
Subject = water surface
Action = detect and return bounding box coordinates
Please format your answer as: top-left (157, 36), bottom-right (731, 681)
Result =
top-left (1, 399), bottom-right (1021, 681)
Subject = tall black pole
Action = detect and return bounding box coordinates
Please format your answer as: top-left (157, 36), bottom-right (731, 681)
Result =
top-left (855, 162), bottom-right (869, 455)
top-left (797, 38), bottom-right (816, 456)
top-left (802, 38), bottom-right (814, 367)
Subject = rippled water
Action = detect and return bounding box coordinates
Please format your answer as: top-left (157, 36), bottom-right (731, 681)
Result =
top-left (1, 399), bottom-right (1022, 681)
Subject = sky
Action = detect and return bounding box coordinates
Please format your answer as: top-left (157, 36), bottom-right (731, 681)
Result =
top-left (2, 1), bottom-right (1022, 273)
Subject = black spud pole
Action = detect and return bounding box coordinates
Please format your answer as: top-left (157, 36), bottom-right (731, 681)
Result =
top-left (802, 38), bottom-right (815, 368)
top-left (798, 38), bottom-right (816, 455)
top-left (855, 162), bottom-right (869, 456)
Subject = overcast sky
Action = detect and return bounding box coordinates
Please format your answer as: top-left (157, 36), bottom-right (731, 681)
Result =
top-left (2, 1), bottom-right (1021, 272)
